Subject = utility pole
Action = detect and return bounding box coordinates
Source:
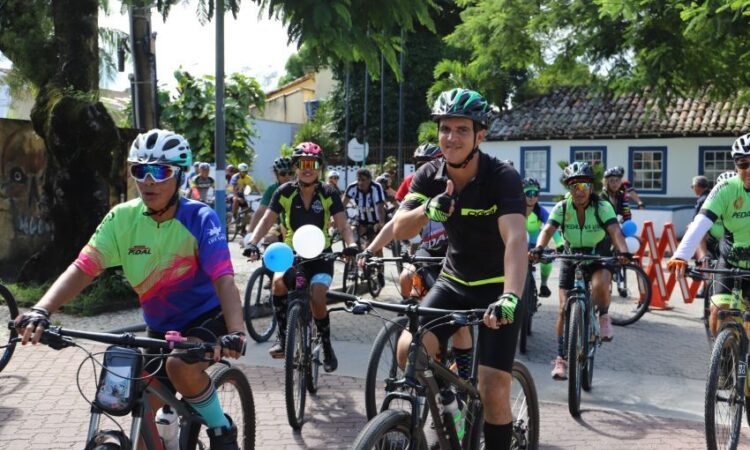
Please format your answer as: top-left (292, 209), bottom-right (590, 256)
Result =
top-left (128, 5), bottom-right (157, 130)
top-left (397, 31), bottom-right (406, 181)
top-left (214, 0), bottom-right (227, 228)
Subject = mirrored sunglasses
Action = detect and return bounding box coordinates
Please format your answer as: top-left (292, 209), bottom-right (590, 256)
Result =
top-left (736, 160), bottom-right (750, 170)
top-left (568, 182), bottom-right (591, 192)
top-left (297, 159), bottom-right (321, 170)
top-left (525, 190), bottom-right (539, 198)
top-left (129, 164), bottom-right (180, 183)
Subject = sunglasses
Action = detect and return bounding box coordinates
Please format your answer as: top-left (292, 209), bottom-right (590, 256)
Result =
top-left (129, 164), bottom-right (180, 183)
top-left (297, 159), bottom-right (321, 170)
top-left (525, 190), bottom-right (539, 198)
top-left (567, 182), bottom-right (592, 192)
top-left (736, 160), bottom-right (750, 170)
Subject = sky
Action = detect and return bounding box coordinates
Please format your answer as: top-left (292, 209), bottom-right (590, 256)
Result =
top-left (0, 1), bottom-right (298, 93)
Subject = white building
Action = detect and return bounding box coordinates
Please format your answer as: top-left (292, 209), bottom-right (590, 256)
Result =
top-left (481, 86), bottom-right (750, 236)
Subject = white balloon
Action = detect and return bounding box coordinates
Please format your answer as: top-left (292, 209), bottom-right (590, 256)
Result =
top-left (292, 225), bottom-right (326, 258)
top-left (625, 236), bottom-right (641, 254)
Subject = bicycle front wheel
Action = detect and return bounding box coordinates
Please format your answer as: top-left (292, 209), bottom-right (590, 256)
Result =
top-left (243, 267), bottom-right (276, 342)
top-left (352, 409), bottom-right (428, 450)
top-left (609, 263), bottom-right (651, 326)
top-left (284, 303), bottom-right (309, 430)
top-left (0, 284), bottom-right (18, 372)
top-left (365, 317), bottom-right (408, 419)
top-left (343, 258), bottom-right (359, 295)
top-left (705, 328), bottom-right (743, 450)
top-left (567, 301), bottom-right (585, 417)
top-left (365, 264), bottom-right (383, 298)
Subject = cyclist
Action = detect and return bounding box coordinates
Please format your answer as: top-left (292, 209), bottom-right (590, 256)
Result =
top-left (523, 177), bottom-right (563, 298)
top-left (602, 166), bottom-right (633, 222)
top-left (327, 170), bottom-right (342, 196)
top-left (530, 162), bottom-right (631, 379)
top-left (668, 134), bottom-right (750, 337)
top-left (245, 142), bottom-right (359, 371)
top-left (343, 168), bottom-right (387, 243)
top-left (392, 88), bottom-right (527, 449)
top-left (229, 162), bottom-right (260, 221)
top-left (188, 162), bottom-right (215, 204)
top-left (245, 156), bottom-right (293, 246)
top-left (376, 173), bottom-right (399, 204)
top-left (692, 175), bottom-right (710, 217)
top-left (15, 129), bottom-right (245, 450)
top-left (395, 143), bottom-right (443, 202)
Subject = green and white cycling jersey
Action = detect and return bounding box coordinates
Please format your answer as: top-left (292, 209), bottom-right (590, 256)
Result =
top-left (700, 176), bottom-right (750, 268)
top-left (547, 196), bottom-right (618, 249)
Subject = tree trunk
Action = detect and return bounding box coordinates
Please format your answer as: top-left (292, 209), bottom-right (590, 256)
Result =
top-left (18, 0), bottom-right (120, 283)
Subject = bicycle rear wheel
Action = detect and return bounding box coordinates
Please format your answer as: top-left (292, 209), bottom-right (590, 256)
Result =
top-left (567, 301), bottom-right (585, 417)
top-left (705, 328), bottom-right (743, 450)
top-left (0, 284), bottom-right (18, 372)
top-left (284, 303), bottom-right (309, 430)
top-left (243, 267), bottom-right (276, 343)
top-left (609, 263), bottom-right (651, 326)
top-left (365, 317), bottom-right (408, 419)
top-left (352, 409), bottom-right (427, 450)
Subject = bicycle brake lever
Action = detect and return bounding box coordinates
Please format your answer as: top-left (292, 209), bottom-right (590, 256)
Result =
top-left (451, 313), bottom-right (469, 326)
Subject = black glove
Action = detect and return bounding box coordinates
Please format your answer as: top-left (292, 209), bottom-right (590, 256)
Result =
top-left (615, 251), bottom-right (633, 264)
top-left (15, 307), bottom-right (51, 331)
top-left (529, 246), bottom-right (544, 259)
top-left (243, 242), bottom-right (260, 259)
top-left (424, 193), bottom-right (454, 222)
top-left (343, 245), bottom-right (360, 257)
top-left (357, 249), bottom-right (373, 262)
top-left (486, 293), bottom-right (520, 323)
top-left (219, 331), bottom-right (246, 355)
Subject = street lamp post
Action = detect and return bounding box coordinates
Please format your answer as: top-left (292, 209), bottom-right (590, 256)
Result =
top-left (214, 0), bottom-right (227, 228)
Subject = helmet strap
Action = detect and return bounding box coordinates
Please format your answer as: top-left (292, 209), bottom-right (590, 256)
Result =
top-left (447, 146), bottom-right (479, 169)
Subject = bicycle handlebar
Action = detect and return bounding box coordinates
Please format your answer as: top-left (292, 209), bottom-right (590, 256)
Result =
top-left (537, 252), bottom-right (619, 265)
top-left (366, 255), bottom-right (444, 266)
top-left (326, 291), bottom-right (486, 320)
top-left (687, 266), bottom-right (750, 279)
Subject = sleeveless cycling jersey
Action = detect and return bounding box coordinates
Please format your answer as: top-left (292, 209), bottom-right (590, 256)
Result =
top-left (548, 196), bottom-right (617, 249)
top-left (700, 176), bottom-right (750, 268)
top-left (73, 198), bottom-right (233, 332)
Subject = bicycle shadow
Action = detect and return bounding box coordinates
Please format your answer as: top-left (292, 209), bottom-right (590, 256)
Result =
top-left (0, 374), bottom-right (27, 433)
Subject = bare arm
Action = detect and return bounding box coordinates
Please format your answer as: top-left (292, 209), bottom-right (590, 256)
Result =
top-left (247, 204), bottom-right (267, 235)
top-left (249, 209), bottom-right (279, 247)
top-left (393, 206), bottom-right (429, 241)
top-left (366, 220), bottom-right (396, 253)
top-left (499, 214), bottom-right (528, 298)
top-left (535, 223), bottom-right (558, 250)
top-left (333, 211), bottom-right (357, 248)
top-left (214, 275), bottom-right (244, 334)
top-left (606, 223), bottom-right (628, 253)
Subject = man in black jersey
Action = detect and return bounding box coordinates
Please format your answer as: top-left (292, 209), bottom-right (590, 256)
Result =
top-left (393, 88), bottom-right (527, 450)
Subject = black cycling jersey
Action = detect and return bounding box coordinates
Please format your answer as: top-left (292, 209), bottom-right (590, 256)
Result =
top-left (401, 151), bottom-right (525, 286)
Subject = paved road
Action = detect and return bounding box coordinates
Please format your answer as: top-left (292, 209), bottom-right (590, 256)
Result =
top-left (0, 240), bottom-right (744, 448)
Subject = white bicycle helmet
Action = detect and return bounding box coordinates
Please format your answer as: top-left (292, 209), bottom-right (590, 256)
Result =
top-left (732, 133), bottom-right (750, 160)
top-left (717, 171), bottom-right (738, 184)
top-left (128, 129), bottom-right (192, 169)
top-left (327, 170), bottom-right (340, 179)
top-left (237, 163), bottom-right (249, 172)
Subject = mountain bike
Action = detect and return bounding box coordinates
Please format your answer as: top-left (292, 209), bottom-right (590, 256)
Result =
top-left (607, 256), bottom-right (651, 326)
top-left (0, 283), bottom-right (19, 373)
top-left (226, 192), bottom-right (261, 242)
top-left (540, 252), bottom-right (619, 417)
top-left (519, 262), bottom-right (539, 355)
top-left (343, 225), bottom-right (383, 297)
top-left (243, 265), bottom-right (276, 342)
top-left (327, 292), bottom-right (539, 450)
top-left (5, 322), bottom-right (254, 449)
top-left (687, 266), bottom-right (750, 450)
top-left (283, 251), bottom-right (342, 430)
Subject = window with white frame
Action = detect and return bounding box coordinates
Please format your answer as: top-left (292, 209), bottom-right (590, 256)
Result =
top-left (571, 148), bottom-right (605, 167)
top-left (522, 148), bottom-right (548, 190)
top-left (631, 149), bottom-right (665, 192)
top-left (701, 148), bottom-right (733, 185)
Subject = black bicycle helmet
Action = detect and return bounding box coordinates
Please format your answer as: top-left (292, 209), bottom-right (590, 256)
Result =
top-left (604, 166), bottom-right (625, 178)
top-left (273, 156), bottom-right (292, 173)
top-left (562, 162), bottom-right (594, 184)
top-left (523, 177), bottom-right (541, 191)
top-left (431, 88), bottom-right (492, 129)
top-left (413, 143), bottom-right (443, 161)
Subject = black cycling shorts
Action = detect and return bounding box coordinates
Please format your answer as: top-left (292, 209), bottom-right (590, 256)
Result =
top-left (282, 249), bottom-right (335, 288)
top-left (558, 244), bottom-right (613, 290)
top-left (711, 259), bottom-right (750, 299)
top-left (418, 277), bottom-right (523, 373)
top-left (144, 306), bottom-right (227, 392)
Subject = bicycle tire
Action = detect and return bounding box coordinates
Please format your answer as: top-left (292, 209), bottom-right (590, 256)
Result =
top-left (0, 284), bottom-right (19, 373)
top-left (705, 328), bottom-right (743, 450)
top-left (609, 263), bottom-right (652, 326)
top-left (306, 329), bottom-right (321, 395)
top-left (243, 267), bottom-right (276, 343)
top-left (365, 264), bottom-right (383, 298)
top-left (704, 280), bottom-right (714, 345)
top-left (567, 301), bottom-right (584, 417)
top-left (389, 240), bottom-right (404, 273)
top-left (518, 272), bottom-right (534, 354)
top-left (365, 317), bottom-right (408, 419)
top-left (284, 303), bottom-right (308, 430)
top-left (351, 409), bottom-right (428, 450)
top-left (343, 258), bottom-right (359, 295)
top-left (511, 361), bottom-right (540, 450)
top-left (582, 306), bottom-right (595, 392)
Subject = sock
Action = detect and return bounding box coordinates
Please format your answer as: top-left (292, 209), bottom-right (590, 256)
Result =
top-left (453, 347), bottom-right (473, 380)
top-left (541, 261), bottom-right (552, 285)
top-left (272, 295), bottom-right (288, 339)
top-left (599, 305), bottom-right (609, 316)
top-left (484, 422), bottom-right (512, 450)
top-left (557, 335), bottom-right (565, 358)
top-left (184, 381), bottom-right (230, 430)
top-left (315, 314), bottom-right (331, 345)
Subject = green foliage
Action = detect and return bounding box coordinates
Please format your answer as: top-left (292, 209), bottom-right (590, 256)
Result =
top-left (291, 100), bottom-right (338, 159)
top-left (417, 121), bottom-right (437, 143)
top-left (279, 143), bottom-right (294, 157)
top-left (159, 70), bottom-right (265, 166)
top-left (277, 43), bottom-right (327, 87)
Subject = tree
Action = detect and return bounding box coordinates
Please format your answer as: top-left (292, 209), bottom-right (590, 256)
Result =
top-left (277, 43), bottom-right (327, 86)
top-left (158, 70), bottom-right (265, 166)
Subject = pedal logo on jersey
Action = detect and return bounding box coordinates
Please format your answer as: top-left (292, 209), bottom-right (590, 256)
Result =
top-left (207, 221), bottom-right (226, 245)
top-left (312, 199), bottom-right (323, 214)
top-left (128, 245), bottom-right (151, 255)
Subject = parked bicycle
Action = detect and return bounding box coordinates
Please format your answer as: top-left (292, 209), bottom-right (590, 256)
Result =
top-left (5, 322), bottom-right (254, 449)
top-left (686, 266), bottom-right (750, 450)
top-left (243, 265), bottom-right (276, 343)
top-left (0, 283), bottom-right (18, 373)
top-left (326, 291), bottom-right (539, 450)
top-left (607, 255), bottom-right (652, 326)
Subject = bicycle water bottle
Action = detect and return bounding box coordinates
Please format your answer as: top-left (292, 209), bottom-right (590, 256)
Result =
top-left (441, 389), bottom-right (465, 441)
top-left (155, 405), bottom-right (180, 450)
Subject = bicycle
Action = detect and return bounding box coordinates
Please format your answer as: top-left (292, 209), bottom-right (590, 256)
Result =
top-left (0, 283), bottom-right (19, 373)
top-left (326, 291), bottom-right (539, 450)
top-left (607, 254), bottom-right (652, 326)
top-left (686, 266), bottom-right (750, 450)
top-left (342, 225), bottom-right (384, 298)
top-left (226, 192), bottom-right (261, 242)
top-left (243, 265), bottom-right (276, 343)
top-left (519, 262), bottom-right (539, 355)
top-left (5, 321), bottom-right (254, 449)
top-left (282, 250), bottom-right (343, 430)
top-left (540, 252), bottom-right (620, 417)
top-left (361, 253), bottom-right (445, 420)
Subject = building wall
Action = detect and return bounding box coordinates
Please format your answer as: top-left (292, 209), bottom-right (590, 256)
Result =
top-left (251, 119), bottom-right (299, 188)
top-left (260, 88), bottom-right (315, 124)
top-left (314, 68), bottom-right (335, 102)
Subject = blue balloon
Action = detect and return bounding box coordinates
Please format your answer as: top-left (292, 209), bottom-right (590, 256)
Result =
top-left (621, 220), bottom-right (638, 238)
top-left (263, 242), bottom-right (294, 272)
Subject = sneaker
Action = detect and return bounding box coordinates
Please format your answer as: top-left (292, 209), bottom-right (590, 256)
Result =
top-left (322, 342), bottom-right (338, 373)
top-left (599, 314), bottom-right (614, 342)
top-left (268, 339), bottom-right (285, 359)
top-left (539, 285), bottom-right (551, 298)
top-left (551, 356), bottom-right (567, 380)
top-left (207, 415), bottom-right (239, 450)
